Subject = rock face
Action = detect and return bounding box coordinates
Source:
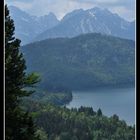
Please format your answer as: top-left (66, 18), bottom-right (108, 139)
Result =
top-left (35, 7), bottom-right (135, 41)
top-left (9, 6), bottom-right (59, 45)
top-left (22, 33), bottom-right (135, 90)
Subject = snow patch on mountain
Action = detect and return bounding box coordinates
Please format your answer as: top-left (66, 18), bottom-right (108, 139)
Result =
top-left (89, 11), bottom-right (95, 17)
top-left (81, 19), bottom-right (86, 33)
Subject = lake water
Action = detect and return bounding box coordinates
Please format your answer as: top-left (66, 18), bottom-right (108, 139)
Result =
top-left (67, 87), bottom-right (135, 125)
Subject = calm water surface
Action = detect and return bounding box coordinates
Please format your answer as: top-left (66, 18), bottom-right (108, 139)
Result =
top-left (67, 87), bottom-right (135, 125)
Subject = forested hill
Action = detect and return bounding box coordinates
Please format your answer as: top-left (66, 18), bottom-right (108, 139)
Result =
top-left (22, 33), bottom-right (135, 90)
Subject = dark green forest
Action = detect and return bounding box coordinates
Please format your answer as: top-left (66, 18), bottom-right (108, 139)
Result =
top-left (20, 96), bottom-right (135, 140)
top-left (22, 33), bottom-right (135, 90)
top-left (5, 5), bottom-right (135, 140)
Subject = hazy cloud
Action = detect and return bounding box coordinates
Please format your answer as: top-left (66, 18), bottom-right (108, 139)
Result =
top-left (110, 6), bottom-right (135, 21)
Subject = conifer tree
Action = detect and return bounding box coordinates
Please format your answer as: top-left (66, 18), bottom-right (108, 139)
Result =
top-left (97, 108), bottom-right (102, 116)
top-left (5, 5), bottom-right (40, 140)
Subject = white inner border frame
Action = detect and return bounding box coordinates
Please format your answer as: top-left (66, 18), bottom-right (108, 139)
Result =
top-left (134, 0), bottom-right (136, 139)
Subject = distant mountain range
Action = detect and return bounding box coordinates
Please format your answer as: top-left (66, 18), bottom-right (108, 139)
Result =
top-left (22, 33), bottom-right (135, 90)
top-left (8, 6), bottom-right (59, 44)
top-left (35, 7), bottom-right (135, 41)
top-left (9, 6), bottom-right (135, 45)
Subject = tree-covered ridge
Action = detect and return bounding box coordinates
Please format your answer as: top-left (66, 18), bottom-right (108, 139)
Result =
top-left (21, 101), bottom-right (135, 140)
top-left (20, 89), bottom-right (73, 111)
top-left (23, 33), bottom-right (135, 90)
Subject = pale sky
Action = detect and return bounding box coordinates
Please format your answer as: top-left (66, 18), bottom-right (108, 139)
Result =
top-left (6, 0), bottom-right (135, 21)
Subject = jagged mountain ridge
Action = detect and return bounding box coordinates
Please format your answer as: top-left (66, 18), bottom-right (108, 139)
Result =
top-left (35, 7), bottom-right (135, 41)
top-left (8, 6), bottom-right (59, 44)
top-left (9, 6), bottom-right (135, 44)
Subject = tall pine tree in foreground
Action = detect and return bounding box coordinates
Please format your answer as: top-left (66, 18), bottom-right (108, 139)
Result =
top-left (5, 5), bottom-right (40, 140)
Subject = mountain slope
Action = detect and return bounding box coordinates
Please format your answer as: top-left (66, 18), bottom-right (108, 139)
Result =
top-left (9, 6), bottom-right (59, 44)
top-left (22, 33), bottom-right (135, 90)
top-left (35, 7), bottom-right (135, 41)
